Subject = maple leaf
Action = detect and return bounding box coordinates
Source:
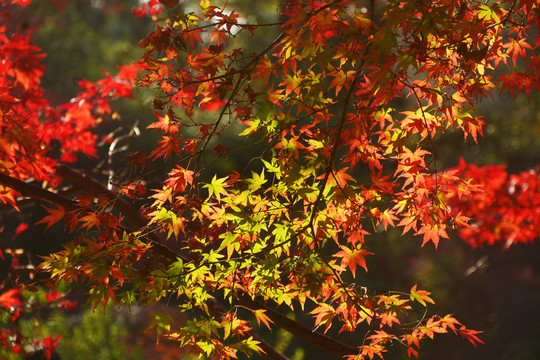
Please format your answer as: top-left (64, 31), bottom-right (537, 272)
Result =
top-left (148, 111), bottom-right (180, 134)
top-left (0, 289), bottom-right (22, 308)
top-left (80, 212), bottom-right (100, 230)
top-left (132, 0), bottom-right (162, 17)
top-left (310, 303), bottom-right (336, 333)
top-left (165, 166), bottom-right (194, 192)
top-left (0, 88), bottom-right (19, 105)
top-left (458, 326), bottom-right (484, 347)
top-left (498, 72), bottom-right (539, 98)
top-left (148, 135), bottom-right (181, 160)
top-left (417, 224), bottom-right (449, 249)
top-left (36, 206), bottom-right (65, 231)
top-left (504, 38), bottom-right (533, 68)
top-left (334, 245), bottom-right (373, 277)
top-left (332, 167), bottom-right (354, 189)
top-left (13, 222), bottom-right (28, 237)
top-left (125, 151), bottom-right (147, 169)
top-left (252, 309), bottom-right (274, 330)
top-left (410, 285), bottom-right (435, 307)
top-left (204, 175), bottom-right (229, 201)
top-left (41, 335), bottom-right (62, 360)
top-left (200, 97), bottom-right (226, 111)
top-left (380, 210), bottom-right (398, 230)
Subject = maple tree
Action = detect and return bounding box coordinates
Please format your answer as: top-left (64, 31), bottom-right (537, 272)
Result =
top-left (1, 0), bottom-right (539, 359)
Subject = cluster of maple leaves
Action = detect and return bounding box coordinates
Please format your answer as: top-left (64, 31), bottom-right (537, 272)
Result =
top-left (0, 0), bottom-right (539, 359)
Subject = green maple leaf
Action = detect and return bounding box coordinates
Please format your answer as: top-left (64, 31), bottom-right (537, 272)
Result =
top-left (204, 175), bottom-right (229, 201)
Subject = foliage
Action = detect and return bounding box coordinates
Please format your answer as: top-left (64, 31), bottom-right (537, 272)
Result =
top-left (23, 300), bottom-right (145, 360)
top-left (0, 287), bottom-right (73, 358)
top-left (0, 0), bottom-right (539, 359)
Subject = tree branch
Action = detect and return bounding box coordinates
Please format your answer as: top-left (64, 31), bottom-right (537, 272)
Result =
top-left (55, 166), bottom-right (147, 229)
top-left (0, 168), bottom-right (290, 360)
top-left (237, 293), bottom-right (357, 358)
top-left (0, 168), bottom-right (357, 359)
top-left (0, 173), bottom-right (77, 211)
top-left (206, 298), bottom-right (290, 360)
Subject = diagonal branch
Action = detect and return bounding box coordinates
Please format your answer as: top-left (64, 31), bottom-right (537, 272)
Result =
top-left (0, 173), bottom-right (78, 211)
top-left (237, 294), bottom-right (357, 358)
top-left (0, 169), bottom-right (291, 360)
top-left (0, 167), bottom-right (359, 358)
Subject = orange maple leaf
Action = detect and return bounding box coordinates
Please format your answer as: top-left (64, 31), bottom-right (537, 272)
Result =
top-left (410, 285), bottom-right (435, 307)
top-left (334, 245), bottom-right (373, 276)
top-left (417, 224), bottom-right (449, 248)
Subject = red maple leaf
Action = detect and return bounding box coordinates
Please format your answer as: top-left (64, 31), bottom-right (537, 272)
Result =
top-left (36, 206), bottom-right (65, 231)
top-left (0, 289), bottom-right (22, 308)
